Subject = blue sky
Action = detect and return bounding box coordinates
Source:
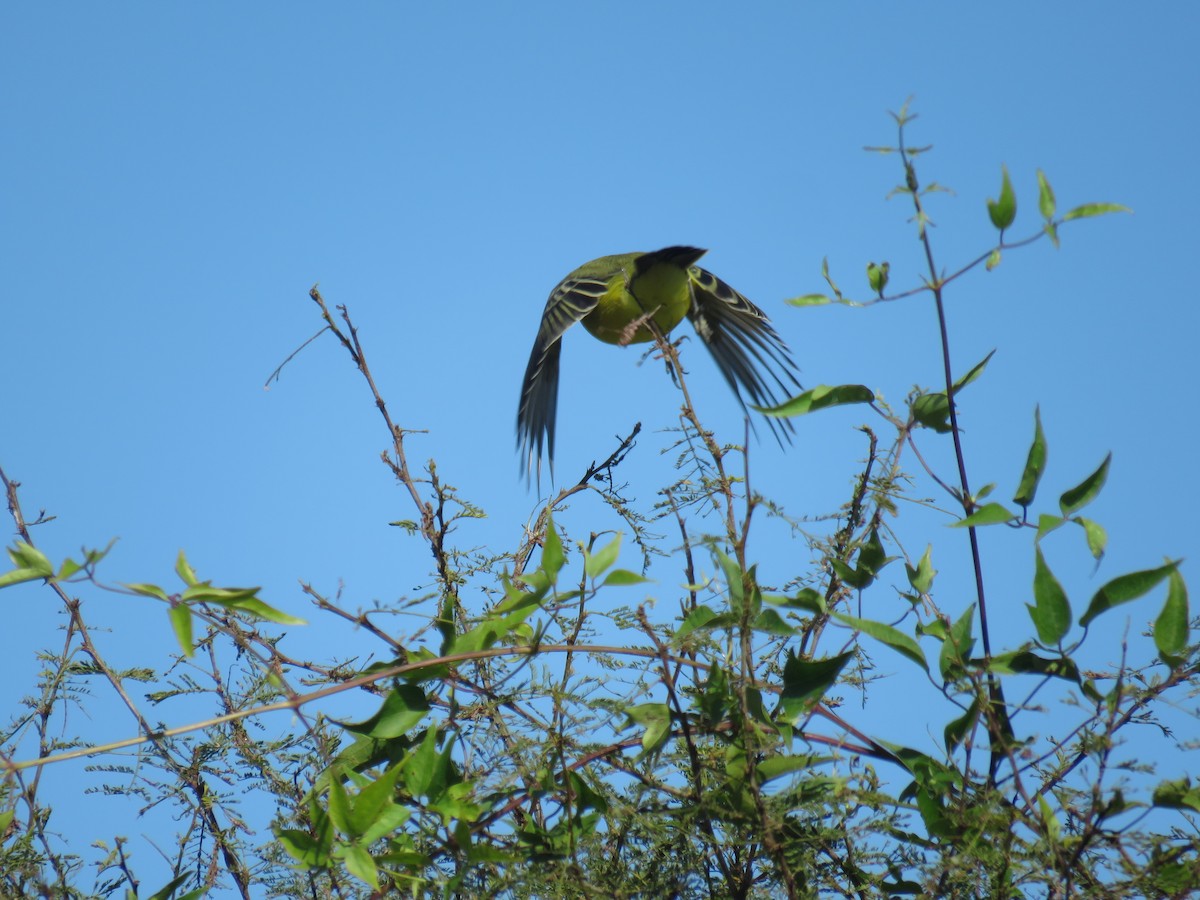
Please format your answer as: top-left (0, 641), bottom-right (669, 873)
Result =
top-left (2, 3), bottom-right (1197, 893)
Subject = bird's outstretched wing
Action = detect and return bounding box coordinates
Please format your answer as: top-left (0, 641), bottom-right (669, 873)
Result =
top-left (686, 266), bottom-right (802, 444)
top-left (516, 272), bottom-right (611, 481)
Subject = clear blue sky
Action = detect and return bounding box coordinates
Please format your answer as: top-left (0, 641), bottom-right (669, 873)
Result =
top-left (2, 3), bottom-right (1196, 893)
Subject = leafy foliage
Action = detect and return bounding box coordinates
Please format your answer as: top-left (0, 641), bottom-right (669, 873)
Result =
top-left (1, 108), bottom-right (1194, 900)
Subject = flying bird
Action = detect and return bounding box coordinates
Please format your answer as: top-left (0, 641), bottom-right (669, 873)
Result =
top-left (516, 246), bottom-right (801, 480)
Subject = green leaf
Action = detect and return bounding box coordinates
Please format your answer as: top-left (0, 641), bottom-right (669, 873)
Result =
top-left (1153, 777), bottom-right (1200, 813)
top-left (1013, 406), bottom-right (1047, 508)
top-left (584, 533), bottom-right (621, 579)
top-left (987, 165), bottom-right (1017, 231)
top-left (1154, 570), bottom-right (1189, 664)
top-left (1060, 453), bottom-right (1111, 516)
top-left (347, 761), bottom-right (406, 839)
top-left (401, 726), bottom-right (443, 799)
top-left (1028, 547), bottom-right (1071, 645)
top-left (912, 391), bottom-right (951, 433)
top-left (0, 566), bottom-right (50, 589)
top-left (764, 587), bottom-right (826, 614)
top-left (1036, 514), bottom-right (1066, 539)
top-left (1039, 794), bottom-right (1062, 843)
top-left (1044, 220), bottom-right (1060, 248)
top-left (1073, 516), bottom-right (1107, 560)
top-left (541, 517), bottom-right (564, 580)
top-left (602, 568), bottom-right (651, 587)
top-left (124, 582), bottom-right (170, 601)
top-left (755, 384), bottom-right (874, 419)
top-left (341, 841), bottom-right (379, 889)
top-left (833, 612), bottom-right (928, 671)
top-left (938, 604), bottom-right (976, 680)
top-left (625, 703), bottom-right (671, 756)
top-left (674, 604), bottom-right (728, 643)
top-left (175, 550), bottom-right (199, 587)
top-left (905, 545), bottom-right (936, 595)
top-left (8, 541), bottom-right (53, 574)
top-left (1062, 202), bottom-right (1132, 221)
top-left (785, 293), bottom-right (833, 307)
top-left (339, 685), bottom-right (430, 739)
top-left (752, 608), bottom-right (797, 637)
top-left (952, 503), bottom-right (1015, 528)
top-left (985, 248), bottom-right (1002, 271)
top-left (1037, 169), bottom-right (1057, 219)
top-left (1079, 560), bottom-right (1179, 628)
top-left (943, 697), bottom-right (980, 754)
top-left (988, 650), bottom-right (1082, 686)
top-left (756, 754), bottom-right (825, 785)
top-left (856, 528), bottom-right (894, 578)
top-left (210, 595), bottom-right (307, 626)
top-left (715, 550), bottom-right (745, 612)
top-left (168, 604), bottom-right (194, 658)
top-left (778, 651), bottom-right (853, 722)
top-left (0, 542), bottom-right (54, 587)
top-left (326, 774), bottom-right (352, 836)
top-left (953, 350), bottom-right (996, 394)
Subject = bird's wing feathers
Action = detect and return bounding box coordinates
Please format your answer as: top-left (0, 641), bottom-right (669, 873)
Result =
top-left (516, 273), bottom-right (611, 480)
top-left (686, 266), bottom-right (802, 443)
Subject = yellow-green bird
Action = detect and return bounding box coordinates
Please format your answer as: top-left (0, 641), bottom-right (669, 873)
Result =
top-left (516, 246), bottom-right (801, 478)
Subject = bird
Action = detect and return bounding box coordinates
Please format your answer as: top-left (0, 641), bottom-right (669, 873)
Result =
top-left (516, 246), bottom-right (802, 481)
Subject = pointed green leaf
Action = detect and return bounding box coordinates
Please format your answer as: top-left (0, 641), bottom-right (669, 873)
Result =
top-left (540, 518), bottom-right (564, 580)
top-left (987, 165), bottom-right (1017, 231)
top-left (339, 685), bottom-right (430, 739)
top-left (347, 761), bottom-right (405, 838)
top-left (912, 391), bottom-right (952, 433)
top-left (905, 545), bottom-right (936, 595)
top-left (755, 384), bottom-right (874, 418)
top-left (0, 567), bottom-right (49, 589)
top-left (341, 842), bottom-right (379, 889)
top-left (1074, 516), bottom-right (1107, 560)
top-left (584, 534), bottom-right (621, 579)
top-left (988, 650), bottom-right (1082, 685)
top-left (1037, 170), bottom-right (1057, 219)
top-left (1154, 570), bottom-right (1189, 664)
top-left (8, 542), bottom-right (53, 574)
top-left (939, 604), bottom-right (976, 680)
top-left (175, 550), bottom-right (198, 587)
top-left (778, 651), bottom-right (853, 722)
top-left (1080, 560), bottom-right (1179, 627)
top-left (764, 587), bottom-right (826, 614)
top-left (169, 604), bottom-right (194, 658)
top-left (752, 608), bottom-right (796, 637)
top-left (944, 697), bottom-right (980, 754)
top-left (1152, 777), bottom-right (1200, 813)
top-left (602, 568), bottom-right (652, 587)
top-left (625, 703), bottom-right (671, 755)
top-left (1036, 514), bottom-right (1066, 539)
top-left (1060, 453), bottom-right (1111, 516)
top-left (952, 503), bottom-right (1015, 528)
top-left (785, 293), bottom-right (834, 307)
top-left (1038, 794), bottom-right (1062, 843)
top-left (715, 550), bottom-right (745, 611)
top-left (1028, 547), bottom-right (1071, 645)
top-left (953, 350), bottom-right (996, 394)
top-left (833, 612), bottom-right (927, 670)
top-left (1062, 203), bottom-right (1132, 221)
top-left (1013, 406), bottom-right (1047, 507)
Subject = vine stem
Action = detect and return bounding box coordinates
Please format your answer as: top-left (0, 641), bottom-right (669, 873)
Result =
top-left (896, 114), bottom-right (1014, 782)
